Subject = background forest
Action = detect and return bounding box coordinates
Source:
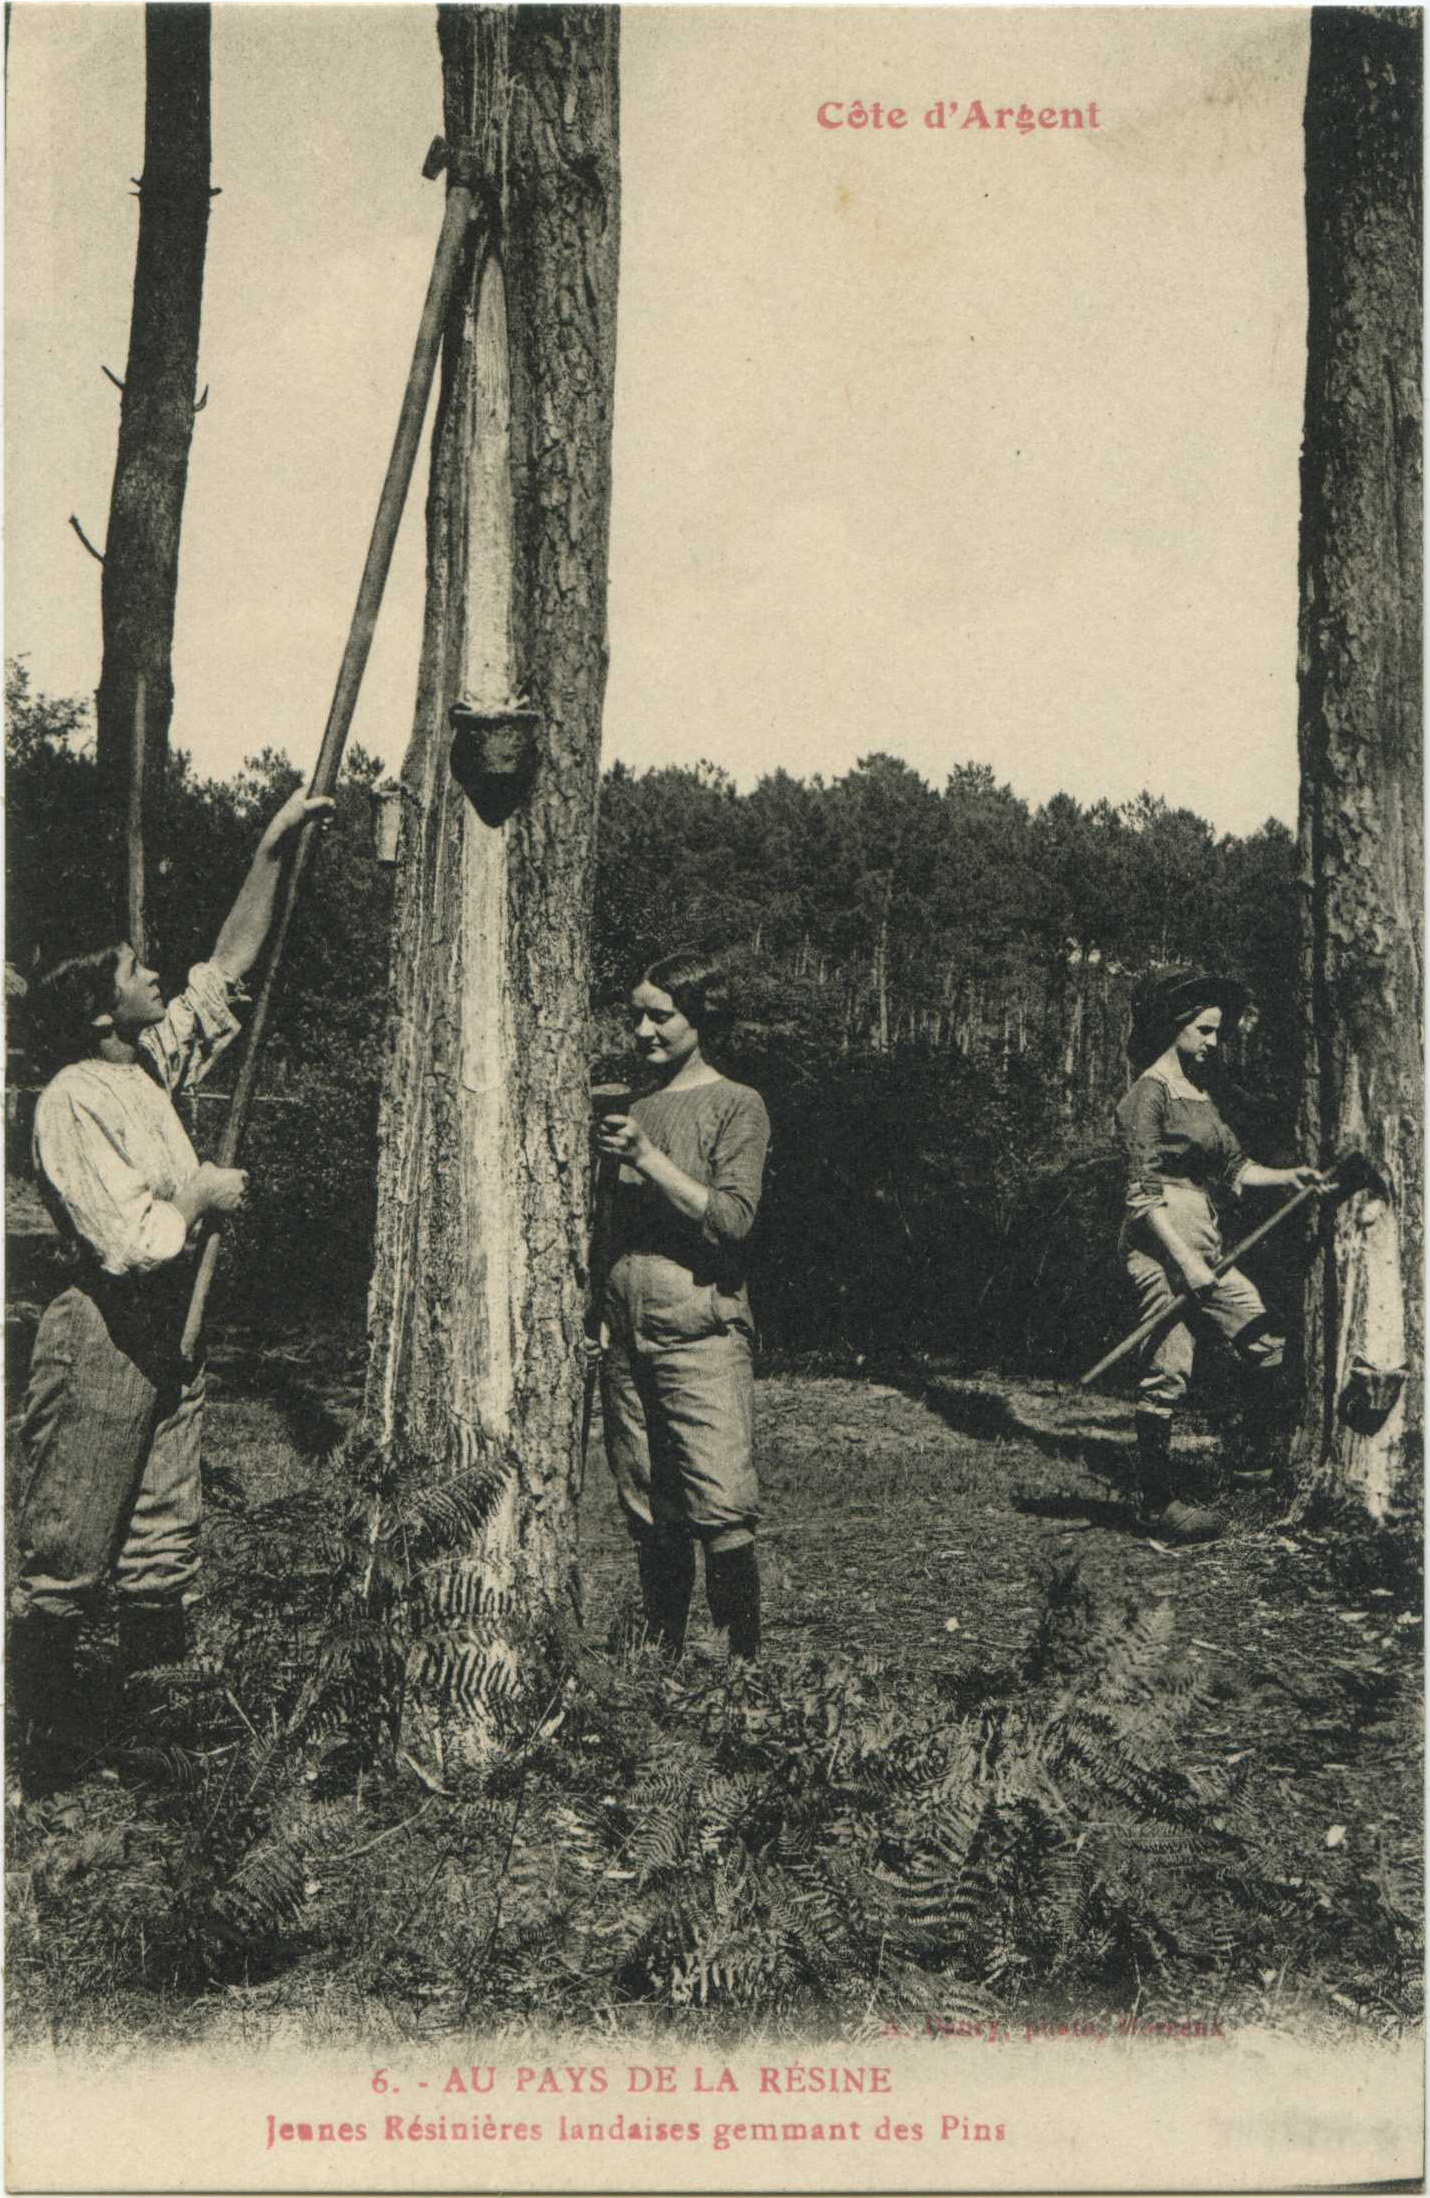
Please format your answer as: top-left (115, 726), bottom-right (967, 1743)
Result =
top-left (7, 658), bottom-right (1422, 2064)
top-left (5, 1), bottom-right (1420, 2113)
top-left (5, 658), bottom-right (1302, 1376)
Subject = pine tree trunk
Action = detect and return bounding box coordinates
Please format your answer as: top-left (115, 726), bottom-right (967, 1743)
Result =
top-left (873, 874), bottom-right (893, 1055)
top-left (364, 6), bottom-right (619, 1629)
top-left (1060, 969), bottom-right (1082, 1116)
top-left (95, 4), bottom-right (213, 952)
top-left (1294, 7), bottom-right (1422, 1517)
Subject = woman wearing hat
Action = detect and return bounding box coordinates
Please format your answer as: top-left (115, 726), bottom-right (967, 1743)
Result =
top-left (1114, 967), bottom-right (1317, 1541)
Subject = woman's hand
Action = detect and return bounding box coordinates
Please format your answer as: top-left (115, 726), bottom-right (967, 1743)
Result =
top-left (1239, 1161), bottom-right (1326, 1196)
top-left (174, 1163), bottom-right (248, 1230)
top-left (201, 1164), bottom-right (249, 1215)
top-left (261, 791), bottom-right (334, 851)
top-left (597, 1110), bottom-right (714, 1228)
top-left (595, 1113), bottom-right (653, 1170)
top-left (1180, 1257), bottom-right (1218, 1298)
top-left (214, 795), bottom-right (336, 979)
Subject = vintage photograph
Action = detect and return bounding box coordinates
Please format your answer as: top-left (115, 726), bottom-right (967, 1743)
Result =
top-left (3, 3), bottom-right (1423, 2190)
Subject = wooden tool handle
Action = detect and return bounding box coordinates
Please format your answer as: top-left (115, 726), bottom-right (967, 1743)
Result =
top-left (1078, 1174), bottom-right (1326, 1388)
top-left (180, 175), bottom-right (480, 1362)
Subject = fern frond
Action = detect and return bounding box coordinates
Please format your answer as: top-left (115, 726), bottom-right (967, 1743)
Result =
top-left (409, 1636), bottom-right (521, 1722)
top-left (411, 1567), bottom-right (518, 1625)
top-left (627, 1799), bottom-right (695, 1889)
top-left (209, 1839), bottom-right (308, 1941)
top-left (391, 1464), bottom-right (510, 1557)
top-left (111, 1744), bottom-right (208, 1791)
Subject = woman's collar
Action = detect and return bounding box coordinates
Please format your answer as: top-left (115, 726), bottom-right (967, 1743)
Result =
top-left (1146, 1063), bottom-right (1210, 1099)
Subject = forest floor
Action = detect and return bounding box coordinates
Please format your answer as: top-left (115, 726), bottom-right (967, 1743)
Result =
top-left (4, 1195), bottom-right (1422, 2058)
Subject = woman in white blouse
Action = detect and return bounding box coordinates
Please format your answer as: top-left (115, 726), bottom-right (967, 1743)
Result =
top-left (10, 788), bottom-right (328, 1788)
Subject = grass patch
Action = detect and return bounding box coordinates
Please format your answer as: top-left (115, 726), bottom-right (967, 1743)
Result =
top-left (6, 1346), bottom-right (1421, 2055)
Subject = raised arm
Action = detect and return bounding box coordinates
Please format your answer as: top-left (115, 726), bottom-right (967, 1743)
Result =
top-left (212, 791), bottom-right (333, 981)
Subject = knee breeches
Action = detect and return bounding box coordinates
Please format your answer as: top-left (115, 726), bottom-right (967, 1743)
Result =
top-left (1124, 1187), bottom-right (1283, 1420)
top-left (600, 1299), bottom-right (759, 1555)
top-left (13, 1284), bottom-right (203, 1623)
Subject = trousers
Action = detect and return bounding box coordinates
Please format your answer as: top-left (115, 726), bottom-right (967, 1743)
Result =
top-left (1124, 1182), bottom-right (1283, 1420)
top-left (600, 1262), bottom-right (758, 1555)
top-left (13, 1281), bottom-right (204, 1622)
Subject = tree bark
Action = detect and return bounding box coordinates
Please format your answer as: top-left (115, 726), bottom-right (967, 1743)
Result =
top-left (872, 875), bottom-right (892, 1056)
top-left (1294, 7), bottom-right (1422, 1517)
top-left (95, 4), bottom-right (213, 954)
top-left (364, 6), bottom-right (620, 1636)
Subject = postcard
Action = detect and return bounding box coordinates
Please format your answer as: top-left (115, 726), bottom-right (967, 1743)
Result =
top-left (4, 3), bottom-right (1422, 2193)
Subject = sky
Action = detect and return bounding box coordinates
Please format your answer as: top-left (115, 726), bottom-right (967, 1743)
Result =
top-left (6, 5), bottom-right (1311, 834)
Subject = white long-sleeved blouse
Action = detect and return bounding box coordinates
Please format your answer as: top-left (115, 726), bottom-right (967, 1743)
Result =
top-left (33, 962), bottom-right (241, 1278)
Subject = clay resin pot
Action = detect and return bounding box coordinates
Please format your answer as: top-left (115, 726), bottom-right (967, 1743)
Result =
top-left (449, 703), bottom-right (542, 826)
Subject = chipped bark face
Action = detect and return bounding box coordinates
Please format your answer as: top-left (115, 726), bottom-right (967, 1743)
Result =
top-left (1295, 8), bottom-right (1422, 1516)
top-left (364, 6), bottom-right (619, 1621)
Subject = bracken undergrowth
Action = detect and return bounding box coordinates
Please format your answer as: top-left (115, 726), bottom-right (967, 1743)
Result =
top-left (7, 1431), bottom-right (1420, 2053)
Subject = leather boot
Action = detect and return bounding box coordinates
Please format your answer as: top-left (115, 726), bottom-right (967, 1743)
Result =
top-left (7, 1610), bottom-right (92, 1795)
top-left (118, 1600), bottom-right (190, 1677)
top-left (1134, 1413), bottom-right (1173, 1514)
top-left (706, 1545), bottom-right (761, 1662)
top-left (634, 1531), bottom-right (696, 1658)
top-left (1225, 1369), bottom-right (1284, 1487)
top-left (1135, 1414), bottom-right (1222, 1542)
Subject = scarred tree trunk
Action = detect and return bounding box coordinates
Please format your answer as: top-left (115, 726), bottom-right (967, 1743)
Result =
top-left (364, 6), bottom-right (619, 1632)
top-left (95, 4), bottom-right (213, 952)
top-left (1294, 7), bottom-right (1422, 1517)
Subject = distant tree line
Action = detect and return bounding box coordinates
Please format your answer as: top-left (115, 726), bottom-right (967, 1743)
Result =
top-left (6, 663), bottom-right (1300, 1370)
top-left (589, 752), bottom-right (1303, 1370)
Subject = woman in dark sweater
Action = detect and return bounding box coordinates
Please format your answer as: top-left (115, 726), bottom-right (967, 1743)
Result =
top-left (594, 951), bottom-right (770, 1659)
top-left (1115, 967), bottom-right (1317, 1542)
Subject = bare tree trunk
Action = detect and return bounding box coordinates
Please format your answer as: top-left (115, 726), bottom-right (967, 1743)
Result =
top-left (95, 4), bottom-right (213, 953)
top-left (872, 873), bottom-right (892, 1055)
top-left (1294, 6), bottom-right (1422, 1517)
top-left (1059, 968), bottom-right (1082, 1116)
top-left (364, 7), bottom-right (619, 1637)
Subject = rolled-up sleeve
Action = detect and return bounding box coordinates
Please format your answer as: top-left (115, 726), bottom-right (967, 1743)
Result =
top-left (139, 961), bottom-right (243, 1096)
top-left (1219, 1119), bottom-right (1250, 1197)
top-left (34, 1086), bottom-right (189, 1277)
top-left (1119, 1078), bottom-right (1168, 1218)
top-left (700, 1090), bottom-right (771, 1248)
